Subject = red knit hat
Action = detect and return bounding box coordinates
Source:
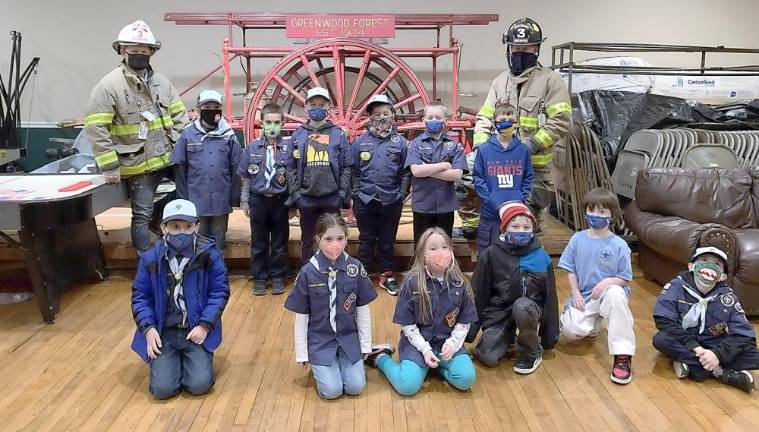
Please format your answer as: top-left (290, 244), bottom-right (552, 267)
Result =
top-left (499, 201), bottom-right (537, 232)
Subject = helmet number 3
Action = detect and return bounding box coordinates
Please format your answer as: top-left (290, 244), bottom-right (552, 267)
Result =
top-left (516, 28), bottom-right (527, 38)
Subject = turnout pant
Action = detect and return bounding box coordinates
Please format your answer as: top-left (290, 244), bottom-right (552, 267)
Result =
top-left (127, 167), bottom-right (174, 254)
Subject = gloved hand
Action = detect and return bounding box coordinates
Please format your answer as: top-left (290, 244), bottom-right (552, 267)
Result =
top-left (524, 137), bottom-right (543, 155)
top-left (103, 168), bottom-right (121, 184)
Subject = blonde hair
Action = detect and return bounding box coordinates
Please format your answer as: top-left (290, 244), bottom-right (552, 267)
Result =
top-left (404, 227), bottom-right (473, 324)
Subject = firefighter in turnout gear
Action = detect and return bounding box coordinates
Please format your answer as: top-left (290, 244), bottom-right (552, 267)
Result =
top-left (473, 18), bottom-right (571, 231)
top-left (84, 20), bottom-right (189, 253)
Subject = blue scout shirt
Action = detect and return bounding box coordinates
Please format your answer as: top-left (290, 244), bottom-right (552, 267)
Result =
top-left (473, 134), bottom-right (534, 221)
top-left (237, 136), bottom-right (291, 196)
top-left (393, 273), bottom-right (478, 368)
top-left (284, 251), bottom-right (378, 366)
top-left (558, 230), bottom-right (633, 307)
top-left (405, 132), bottom-right (468, 214)
top-left (653, 273), bottom-right (755, 344)
top-left (171, 119), bottom-right (243, 216)
top-left (286, 121), bottom-right (353, 206)
top-left (351, 130), bottom-right (409, 205)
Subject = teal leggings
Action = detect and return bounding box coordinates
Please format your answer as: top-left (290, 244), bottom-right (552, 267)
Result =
top-left (376, 352), bottom-right (476, 396)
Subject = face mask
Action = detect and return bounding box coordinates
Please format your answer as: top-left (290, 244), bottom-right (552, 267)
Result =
top-left (509, 51), bottom-right (538, 76)
top-left (692, 261), bottom-right (724, 287)
top-left (307, 107), bottom-right (328, 121)
top-left (425, 249), bottom-right (452, 273)
top-left (495, 120), bottom-right (515, 135)
top-left (506, 231), bottom-right (533, 247)
top-left (200, 109), bottom-right (222, 127)
top-left (585, 214), bottom-right (611, 230)
top-left (321, 240), bottom-right (345, 262)
top-left (126, 53), bottom-right (150, 70)
top-left (368, 116), bottom-right (394, 138)
top-left (263, 123), bottom-right (282, 138)
top-left (425, 119), bottom-right (445, 134)
top-left (165, 232), bottom-right (195, 255)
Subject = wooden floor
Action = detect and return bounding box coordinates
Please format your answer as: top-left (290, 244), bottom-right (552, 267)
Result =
top-left (1, 264), bottom-right (759, 431)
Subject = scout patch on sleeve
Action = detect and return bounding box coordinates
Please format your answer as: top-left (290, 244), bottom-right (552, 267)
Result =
top-left (660, 283), bottom-right (671, 295)
top-left (281, 144), bottom-right (288, 153)
top-left (388, 152), bottom-right (397, 161)
top-left (343, 292), bottom-right (357, 311)
top-left (346, 264), bottom-right (359, 278)
top-left (443, 140), bottom-right (454, 149)
top-left (445, 307), bottom-right (460, 328)
top-left (360, 264), bottom-right (367, 278)
top-left (293, 148), bottom-right (300, 159)
top-left (248, 164), bottom-right (260, 175)
top-left (391, 134), bottom-right (400, 143)
top-left (708, 321), bottom-right (728, 336)
top-left (360, 151), bottom-right (372, 161)
top-left (735, 301), bottom-right (745, 314)
top-left (720, 293), bottom-right (736, 308)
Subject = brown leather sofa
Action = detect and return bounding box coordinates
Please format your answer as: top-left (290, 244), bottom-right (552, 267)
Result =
top-left (624, 167), bottom-right (759, 314)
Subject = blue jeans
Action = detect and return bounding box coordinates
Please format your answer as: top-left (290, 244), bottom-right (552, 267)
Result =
top-left (199, 214), bottom-right (230, 255)
top-left (149, 327), bottom-right (215, 399)
top-left (377, 352), bottom-right (476, 396)
top-left (310, 347), bottom-right (367, 399)
top-left (127, 168), bottom-right (172, 253)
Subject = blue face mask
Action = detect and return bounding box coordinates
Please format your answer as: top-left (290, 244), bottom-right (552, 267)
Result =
top-left (505, 231), bottom-right (533, 247)
top-left (165, 232), bottom-right (196, 255)
top-left (585, 214), bottom-right (611, 230)
top-left (424, 119), bottom-right (445, 134)
top-left (307, 107), bottom-right (328, 121)
top-left (495, 120), bottom-right (514, 132)
top-left (509, 51), bottom-right (538, 76)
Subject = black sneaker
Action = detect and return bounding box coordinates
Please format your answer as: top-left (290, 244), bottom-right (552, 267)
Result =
top-left (513, 352), bottom-right (543, 375)
top-left (611, 355), bottom-right (633, 384)
top-left (721, 369), bottom-right (755, 393)
top-left (379, 272), bottom-right (399, 296)
top-left (673, 361), bottom-right (689, 379)
top-left (252, 279), bottom-right (267, 296)
top-left (271, 278), bottom-right (285, 295)
top-left (364, 343), bottom-right (395, 367)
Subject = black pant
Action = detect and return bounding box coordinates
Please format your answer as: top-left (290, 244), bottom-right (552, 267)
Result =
top-left (412, 211), bottom-right (454, 244)
top-left (353, 198), bottom-right (403, 273)
top-left (298, 194), bottom-right (342, 265)
top-left (250, 194), bottom-right (289, 280)
top-left (475, 297), bottom-right (542, 367)
top-left (653, 331), bottom-right (759, 381)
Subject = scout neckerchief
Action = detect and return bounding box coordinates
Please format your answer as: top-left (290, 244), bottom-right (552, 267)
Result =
top-left (264, 138), bottom-right (278, 191)
top-left (681, 283), bottom-right (720, 333)
top-left (168, 255), bottom-right (191, 327)
top-left (309, 253), bottom-right (341, 333)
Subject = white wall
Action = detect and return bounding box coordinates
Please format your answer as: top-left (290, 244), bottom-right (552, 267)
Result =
top-left (2, 0), bottom-right (759, 123)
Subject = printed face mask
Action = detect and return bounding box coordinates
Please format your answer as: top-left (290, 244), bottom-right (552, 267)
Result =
top-left (307, 107), bottom-right (328, 121)
top-left (693, 261), bottom-right (723, 287)
top-left (263, 123), bottom-right (282, 138)
top-left (585, 214), bottom-right (611, 230)
top-left (165, 232), bottom-right (195, 255)
top-left (368, 116), bottom-right (394, 138)
top-left (506, 231), bottom-right (533, 247)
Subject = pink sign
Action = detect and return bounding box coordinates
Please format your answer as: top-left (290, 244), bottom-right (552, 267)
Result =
top-left (286, 14), bottom-right (395, 39)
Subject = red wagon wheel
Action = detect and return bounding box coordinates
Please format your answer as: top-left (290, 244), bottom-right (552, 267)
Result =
top-left (244, 38), bottom-right (430, 141)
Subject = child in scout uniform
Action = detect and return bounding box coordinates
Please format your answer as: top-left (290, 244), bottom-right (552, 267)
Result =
top-left (284, 213), bottom-right (387, 399)
top-left (130, 199), bottom-right (230, 399)
top-left (406, 102), bottom-right (468, 243)
top-left (653, 246), bottom-right (759, 393)
top-left (472, 103), bottom-right (533, 251)
top-left (351, 94), bottom-right (410, 296)
top-left (171, 89), bottom-right (242, 254)
top-left (286, 87), bottom-right (354, 264)
top-left (365, 227), bottom-right (477, 396)
top-left (558, 188), bottom-right (635, 384)
top-left (466, 202), bottom-right (558, 373)
top-left (239, 103), bottom-right (291, 296)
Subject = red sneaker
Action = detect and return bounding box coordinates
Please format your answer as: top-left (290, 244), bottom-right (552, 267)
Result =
top-left (379, 271), bottom-right (399, 296)
top-left (611, 355), bottom-right (633, 384)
